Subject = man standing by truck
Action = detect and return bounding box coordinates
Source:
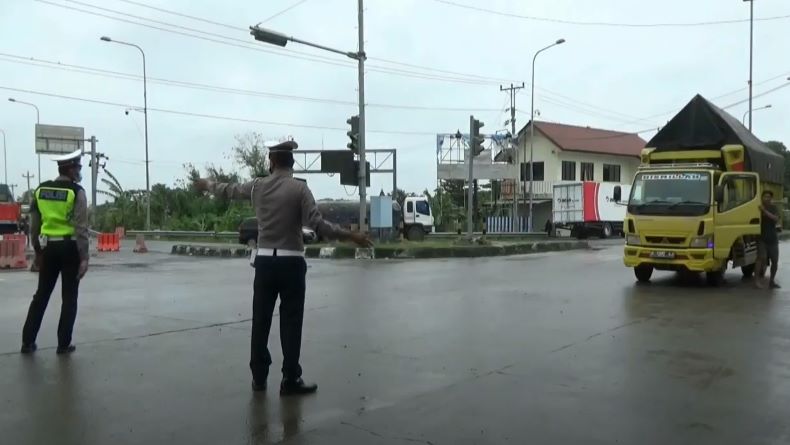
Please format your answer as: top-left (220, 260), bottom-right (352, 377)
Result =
top-left (757, 190), bottom-right (780, 289)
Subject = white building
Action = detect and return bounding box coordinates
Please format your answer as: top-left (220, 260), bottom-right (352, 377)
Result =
top-left (495, 120), bottom-right (647, 229)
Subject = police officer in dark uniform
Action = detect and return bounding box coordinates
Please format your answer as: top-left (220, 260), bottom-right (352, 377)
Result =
top-left (196, 140), bottom-right (372, 394)
top-left (21, 149), bottom-right (89, 354)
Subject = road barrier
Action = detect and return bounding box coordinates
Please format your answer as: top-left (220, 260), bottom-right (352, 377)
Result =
top-left (0, 234), bottom-right (28, 269)
top-left (133, 234), bottom-right (148, 253)
top-left (97, 233), bottom-right (121, 252)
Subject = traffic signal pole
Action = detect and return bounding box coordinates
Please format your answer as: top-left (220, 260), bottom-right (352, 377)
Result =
top-left (467, 116), bottom-right (484, 237)
top-left (356, 0), bottom-right (367, 232)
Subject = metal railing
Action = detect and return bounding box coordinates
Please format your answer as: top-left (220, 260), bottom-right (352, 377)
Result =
top-left (127, 230), bottom-right (238, 240)
top-left (126, 229), bottom-right (549, 241)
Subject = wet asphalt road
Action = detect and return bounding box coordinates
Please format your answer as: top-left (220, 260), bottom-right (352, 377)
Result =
top-left (1, 242), bottom-right (790, 444)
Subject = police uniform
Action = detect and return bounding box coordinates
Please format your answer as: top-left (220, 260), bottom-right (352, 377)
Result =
top-left (21, 149), bottom-right (89, 354)
top-left (207, 140), bottom-right (352, 394)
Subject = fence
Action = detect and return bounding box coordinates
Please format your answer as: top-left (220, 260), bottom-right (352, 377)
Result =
top-left (485, 217), bottom-right (528, 233)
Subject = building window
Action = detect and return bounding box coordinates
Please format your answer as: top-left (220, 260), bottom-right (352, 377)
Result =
top-left (581, 162), bottom-right (594, 181)
top-left (603, 164), bottom-right (621, 182)
top-left (521, 162), bottom-right (545, 181)
top-left (561, 161), bottom-right (576, 181)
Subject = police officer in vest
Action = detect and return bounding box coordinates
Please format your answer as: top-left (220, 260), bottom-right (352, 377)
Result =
top-left (195, 140), bottom-right (372, 394)
top-left (21, 149), bottom-right (89, 355)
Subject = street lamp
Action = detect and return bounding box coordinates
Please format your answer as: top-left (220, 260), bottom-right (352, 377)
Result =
top-left (100, 36), bottom-right (151, 231)
top-left (0, 128), bottom-right (6, 185)
top-left (8, 98), bottom-right (41, 185)
top-left (744, 0), bottom-right (754, 131)
top-left (743, 104), bottom-right (771, 125)
top-left (528, 38), bottom-right (566, 233)
top-left (250, 0), bottom-right (369, 230)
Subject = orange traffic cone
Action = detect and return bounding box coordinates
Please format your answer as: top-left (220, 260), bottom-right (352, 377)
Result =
top-left (133, 234), bottom-right (148, 253)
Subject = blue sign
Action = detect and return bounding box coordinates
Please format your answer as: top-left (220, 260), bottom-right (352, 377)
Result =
top-left (370, 196), bottom-right (393, 228)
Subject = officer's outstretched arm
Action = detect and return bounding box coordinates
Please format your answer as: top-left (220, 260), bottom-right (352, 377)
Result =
top-left (195, 178), bottom-right (258, 201)
top-left (300, 185), bottom-right (351, 241)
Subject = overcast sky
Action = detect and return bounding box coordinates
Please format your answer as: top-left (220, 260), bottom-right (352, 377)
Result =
top-left (1, 0), bottom-right (788, 200)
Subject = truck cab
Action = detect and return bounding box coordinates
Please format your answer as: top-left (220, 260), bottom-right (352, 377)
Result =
top-left (619, 161), bottom-right (765, 285)
top-left (401, 196), bottom-right (433, 241)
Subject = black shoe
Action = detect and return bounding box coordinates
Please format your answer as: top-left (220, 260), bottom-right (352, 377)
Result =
top-left (20, 343), bottom-right (37, 354)
top-left (280, 378), bottom-right (318, 396)
top-left (251, 380), bottom-right (267, 392)
top-left (56, 345), bottom-right (76, 355)
top-left (770, 282), bottom-right (781, 289)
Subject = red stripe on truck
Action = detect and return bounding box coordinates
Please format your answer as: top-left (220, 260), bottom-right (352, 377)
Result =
top-left (583, 182), bottom-right (597, 222)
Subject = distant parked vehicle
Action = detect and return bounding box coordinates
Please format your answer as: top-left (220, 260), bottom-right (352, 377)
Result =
top-left (238, 217), bottom-right (317, 247)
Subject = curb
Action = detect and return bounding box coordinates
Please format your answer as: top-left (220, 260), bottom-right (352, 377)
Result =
top-left (170, 240), bottom-right (590, 260)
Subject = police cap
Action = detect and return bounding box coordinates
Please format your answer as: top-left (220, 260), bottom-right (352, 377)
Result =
top-left (51, 148), bottom-right (84, 168)
top-left (267, 140), bottom-right (298, 153)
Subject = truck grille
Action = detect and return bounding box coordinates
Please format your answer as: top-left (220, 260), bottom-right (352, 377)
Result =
top-left (644, 236), bottom-right (686, 245)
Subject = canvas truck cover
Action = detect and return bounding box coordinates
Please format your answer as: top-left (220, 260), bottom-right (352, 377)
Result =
top-left (646, 94), bottom-right (784, 185)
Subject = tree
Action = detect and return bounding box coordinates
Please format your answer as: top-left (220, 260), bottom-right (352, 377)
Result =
top-left (231, 132), bottom-right (270, 179)
top-left (766, 141), bottom-right (790, 194)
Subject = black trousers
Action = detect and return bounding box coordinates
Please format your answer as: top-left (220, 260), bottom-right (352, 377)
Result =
top-left (22, 240), bottom-right (81, 347)
top-left (250, 255), bottom-right (307, 382)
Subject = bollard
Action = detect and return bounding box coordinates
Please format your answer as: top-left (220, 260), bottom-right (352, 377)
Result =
top-left (133, 234), bottom-right (148, 253)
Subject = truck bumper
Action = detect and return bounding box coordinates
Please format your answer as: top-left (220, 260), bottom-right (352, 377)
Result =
top-left (623, 245), bottom-right (722, 272)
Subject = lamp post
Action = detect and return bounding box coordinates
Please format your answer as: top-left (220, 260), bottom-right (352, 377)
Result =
top-left (743, 0), bottom-right (754, 131)
top-left (101, 36), bottom-right (151, 231)
top-left (7, 98), bottom-right (40, 185)
top-left (0, 128), bottom-right (6, 185)
top-left (250, 0), bottom-right (368, 230)
top-left (743, 104), bottom-right (771, 125)
top-left (528, 38), bottom-right (565, 233)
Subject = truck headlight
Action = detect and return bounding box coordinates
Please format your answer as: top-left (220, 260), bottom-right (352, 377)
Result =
top-left (690, 235), bottom-right (713, 248)
top-left (626, 234), bottom-right (641, 246)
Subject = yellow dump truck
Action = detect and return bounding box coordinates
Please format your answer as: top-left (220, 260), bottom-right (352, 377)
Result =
top-left (616, 94), bottom-right (784, 285)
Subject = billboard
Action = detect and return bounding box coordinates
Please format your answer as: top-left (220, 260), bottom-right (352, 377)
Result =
top-left (35, 124), bottom-right (85, 155)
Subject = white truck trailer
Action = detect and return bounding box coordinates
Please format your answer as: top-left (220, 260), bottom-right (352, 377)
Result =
top-left (552, 182), bottom-right (629, 239)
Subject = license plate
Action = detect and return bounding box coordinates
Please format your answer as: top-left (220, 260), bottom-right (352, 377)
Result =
top-left (650, 251), bottom-right (675, 259)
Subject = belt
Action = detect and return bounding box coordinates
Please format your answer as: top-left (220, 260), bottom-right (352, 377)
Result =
top-left (45, 236), bottom-right (73, 242)
top-left (256, 248), bottom-right (304, 257)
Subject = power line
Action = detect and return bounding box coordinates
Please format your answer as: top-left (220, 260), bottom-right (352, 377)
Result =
top-left (429, 0), bottom-right (790, 28)
top-left (36, 0), bottom-right (508, 86)
top-left (259, 0), bottom-right (310, 23)
top-left (108, 0), bottom-right (522, 84)
top-left (0, 52), bottom-right (503, 112)
top-left (47, 0), bottom-right (654, 119)
top-left (0, 85), bottom-right (438, 136)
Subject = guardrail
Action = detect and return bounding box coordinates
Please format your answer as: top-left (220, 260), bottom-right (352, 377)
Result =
top-left (126, 229), bottom-right (549, 241)
top-left (127, 230), bottom-right (238, 240)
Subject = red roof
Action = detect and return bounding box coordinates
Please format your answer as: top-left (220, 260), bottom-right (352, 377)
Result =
top-left (524, 121), bottom-right (647, 158)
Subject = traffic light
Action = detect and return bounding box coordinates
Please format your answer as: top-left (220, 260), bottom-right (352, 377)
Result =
top-left (347, 115), bottom-right (359, 155)
top-left (470, 116), bottom-right (485, 156)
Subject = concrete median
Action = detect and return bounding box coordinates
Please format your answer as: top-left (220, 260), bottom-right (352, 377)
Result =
top-left (170, 239), bottom-right (591, 260)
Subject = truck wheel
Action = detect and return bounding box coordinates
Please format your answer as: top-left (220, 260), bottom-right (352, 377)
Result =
top-left (706, 261), bottom-right (727, 286)
top-left (634, 265), bottom-right (653, 283)
top-left (602, 223), bottom-right (613, 239)
top-left (706, 270), bottom-right (725, 286)
top-left (406, 225), bottom-right (425, 241)
top-left (741, 264), bottom-right (755, 278)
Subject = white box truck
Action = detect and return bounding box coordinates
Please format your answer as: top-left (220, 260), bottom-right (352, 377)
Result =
top-left (552, 182), bottom-right (630, 239)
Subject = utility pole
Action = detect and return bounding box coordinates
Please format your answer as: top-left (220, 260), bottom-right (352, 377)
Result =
top-left (9, 184), bottom-right (17, 199)
top-left (500, 83), bottom-right (525, 231)
top-left (90, 136), bottom-right (98, 212)
top-left (22, 171), bottom-right (34, 194)
top-left (357, 0), bottom-right (368, 232)
top-left (745, 0), bottom-right (754, 131)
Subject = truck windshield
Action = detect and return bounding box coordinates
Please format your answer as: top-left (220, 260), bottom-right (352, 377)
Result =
top-left (628, 172), bottom-right (711, 216)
